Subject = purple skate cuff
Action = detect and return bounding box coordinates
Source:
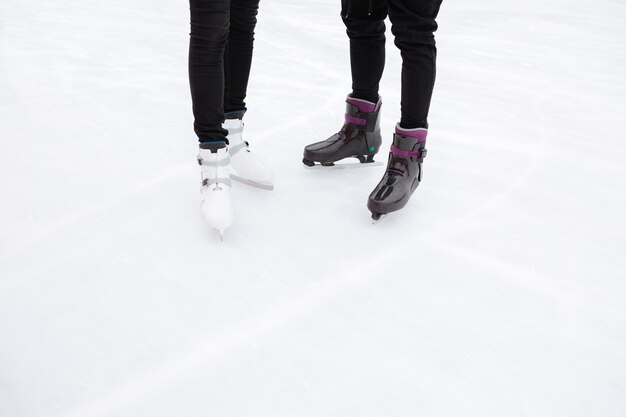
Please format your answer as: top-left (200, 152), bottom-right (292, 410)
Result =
top-left (395, 126), bottom-right (428, 143)
top-left (346, 97), bottom-right (382, 113)
top-left (391, 144), bottom-right (424, 158)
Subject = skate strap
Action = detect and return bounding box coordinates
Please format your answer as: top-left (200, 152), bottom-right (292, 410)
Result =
top-left (391, 144), bottom-right (427, 160)
top-left (202, 177), bottom-right (232, 187)
top-left (226, 126), bottom-right (243, 134)
top-left (345, 103), bottom-right (378, 131)
top-left (345, 114), bottom-right (367, 126)
top-left (228, 141), bottom-right (248, 156)
top-left (197, 156), bottom-right (230, 166)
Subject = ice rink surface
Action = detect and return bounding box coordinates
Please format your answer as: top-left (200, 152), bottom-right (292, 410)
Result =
top-left (1, 0), bottom-right (625, 416)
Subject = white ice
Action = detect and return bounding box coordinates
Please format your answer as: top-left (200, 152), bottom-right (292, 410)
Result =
top-left (1, 0), bottom-right (625, 416)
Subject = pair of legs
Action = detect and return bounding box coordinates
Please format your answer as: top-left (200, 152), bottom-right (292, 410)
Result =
top-left (302, 0), bottom-right (443, 219)
top-left (343, 0), bottom-right (442, 129)
top-left (188, 0), bottom-right (260, 142)
top-left (191, 0), bottom-right (274, 238)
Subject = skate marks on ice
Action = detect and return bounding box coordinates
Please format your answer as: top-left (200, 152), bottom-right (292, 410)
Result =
top-left (56, 248), bottom-right (399, 417)
top-left (54, 223), bottom-right (619, 417)
top-left (1, 0), bottom-right (626, 415)
top-left (0, 164), bottom-right (197, 287)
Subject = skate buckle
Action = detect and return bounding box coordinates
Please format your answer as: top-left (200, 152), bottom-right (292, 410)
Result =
top-left (198, 156), bottom-right (230, 166)
top-left (202, 177), bottom-right (232, 188)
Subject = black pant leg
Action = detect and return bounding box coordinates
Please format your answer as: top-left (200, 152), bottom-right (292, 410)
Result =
top-left (387, 0), bottom-right (442, 129)
top-left (224, 0), bottom-right (259, 114)
top-left (189, 0), bottom-right (230, 142)
top-left (342, 0), bottom-right (388, 103)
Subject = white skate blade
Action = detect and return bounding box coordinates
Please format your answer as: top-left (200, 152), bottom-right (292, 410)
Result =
top-left (207, 222), bottom-right (230, 241)
top-left (205, 218), bottom-right (230, 240)
top-left (215, 228), bottom-right (225, 241)
top-left (230, 174), bottom-right (274, 191)
top-left (304, 161), bottom-right (383, 171)
top-left (205, 221), bottom-right (232, 240)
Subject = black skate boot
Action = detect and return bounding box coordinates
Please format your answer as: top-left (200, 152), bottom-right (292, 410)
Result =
top-left (368, 125), bottom-right (428, 222)
top-left (303, 95), bottom-right (382, 167)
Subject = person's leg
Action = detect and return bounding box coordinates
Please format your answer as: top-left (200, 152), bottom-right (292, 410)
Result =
top-left (223, 0), bottom-right (260, 115)
top-left (367, 0), bottom-right (442, 219)
top-left (189, 0), bottom-right (230, 143)
top-left (387, 0), bottom-right (442, 129)
top-left (300, 1), bottom-right (389, 167)
top-left (342, 0), bottom-right (388, 103)
top-left (220, 0), bottom-right (272, 189)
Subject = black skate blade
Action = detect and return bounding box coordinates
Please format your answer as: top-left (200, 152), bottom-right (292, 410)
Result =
top-left (303, 160), bottom-right (383, 171)
top-left (371, 212), bottom-right (388, 224)
top-left (230, 174), bottom-right (274, 191)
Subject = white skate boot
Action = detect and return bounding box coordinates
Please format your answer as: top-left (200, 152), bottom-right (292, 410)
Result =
top-left (197, 143), bottom-right (234, 240)
top-left (224, 116), bottom-right (274, 190)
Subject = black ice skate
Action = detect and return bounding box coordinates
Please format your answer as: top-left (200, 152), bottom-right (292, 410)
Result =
top-left (303, 95), bottom-right (382, 167)
top-left (368, 125), bottom-right (428, 222)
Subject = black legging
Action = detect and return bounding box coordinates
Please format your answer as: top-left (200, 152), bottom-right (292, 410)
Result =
top-left (343, 0), bottom-right (442, 129)
top-left (189, 0), bottom-right (260, 142)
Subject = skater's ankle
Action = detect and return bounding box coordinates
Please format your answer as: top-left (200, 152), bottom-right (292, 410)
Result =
top-left (396, 123), bottom-right (428, 141)
top-left (347, 94), bottom-right (381, 113)
top-left (224, 109), bottom-right (246, 120)
top-left (398, 120), bottom-right (428, 130)
top-left (199, 140), bottom-right (227, 151)
top-left (349, 92), bottom-right (379, 106)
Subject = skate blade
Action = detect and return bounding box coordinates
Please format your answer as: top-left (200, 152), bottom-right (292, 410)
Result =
top-left (304, 161), bottom-right (383, 171)
top-left (371, 213), bottom-right (388, 224)
top-left (230, 174), bottom-right (274, 191)
top-left (211, 227), bottom-right (226, 241)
